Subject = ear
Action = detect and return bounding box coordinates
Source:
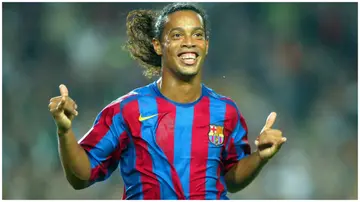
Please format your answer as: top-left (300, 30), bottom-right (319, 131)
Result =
top-left (152, 38), bottom-right (162, 56)
top-left (205, 39), bottom-right (209, 55)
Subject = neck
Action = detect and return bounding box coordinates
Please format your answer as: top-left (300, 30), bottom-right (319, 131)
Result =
top-left (158, 68), bottom-right (202, 104)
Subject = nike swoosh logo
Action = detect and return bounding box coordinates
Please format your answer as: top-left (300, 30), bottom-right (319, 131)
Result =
top-left (138, 114), bottom-right (158, 122)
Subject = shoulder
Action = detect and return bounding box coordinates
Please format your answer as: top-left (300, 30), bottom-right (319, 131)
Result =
top-left (203, 84), bottom-right (247, 126)
top-left (102, 83), bottom-right (156, 115)
top-left (203, 85), bottom-right (248, 131)
top-left (203, 84), bottom-right (240, 116)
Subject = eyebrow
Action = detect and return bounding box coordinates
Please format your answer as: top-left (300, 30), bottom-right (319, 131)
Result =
top-left (168, 26), bottom-right (205, 33)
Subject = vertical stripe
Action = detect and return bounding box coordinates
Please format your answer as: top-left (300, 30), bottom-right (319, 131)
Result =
top-left (120, 100), bottom-right (143, 199)
top-left (219, 174), bottom-right (228, 199)
top-left (79, 102), bottom-right (122, 182)
top-left (189, 97), bottom-right (210, 199)
top-left (119, 131), bottom-right (130, 200)
top-left (80, 102), bottom-right (120, 152)
top-left (223, 103), bottom-right (242, 173)
top-left (155, 98), bottom-right (185, 199)
top-left (138, 97), bottom-right (178, 199)
top-left (89, 113), bottom-right (124, 162)
top-left (239, 113), bottom-right (251, 155)
top-left (233, 121), bottom-right (247, 160)
top-left (205, 97), bottom-right (226, 199)
top-left (225, 138), bottom-right (238, 172)
top-left (88, 134), bottom-right (123, 182)
top-left (134, 98), bottom-right (161, 199)
top-left (174, 105), bottom-right (194, 199)
top-left (216, 165), bottom-right (223, 199)
top-left (118, 88), bottom-right (152, 199)
top-left (102, 132), bottom-right (124, 179)
top-left (122, 187), bottom-right (127, 200)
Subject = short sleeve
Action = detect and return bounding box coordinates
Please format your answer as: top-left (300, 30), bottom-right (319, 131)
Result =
top-left (222, 111), bottom-right (251, 173)
top-left (78, 102), bottom-right (129, 184)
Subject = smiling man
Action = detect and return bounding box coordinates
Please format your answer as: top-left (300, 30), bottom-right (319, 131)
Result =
top-left (48, 3), bottom-right (286, 200)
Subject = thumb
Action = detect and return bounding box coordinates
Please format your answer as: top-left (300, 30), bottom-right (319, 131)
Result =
top-left (262, 112), bottom-right (277, 131)
top-left (59, 84), bottom-right (69, 97)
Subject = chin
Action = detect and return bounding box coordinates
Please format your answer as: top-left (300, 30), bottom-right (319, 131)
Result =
top-left (177, 66), bottom-right (200, 77)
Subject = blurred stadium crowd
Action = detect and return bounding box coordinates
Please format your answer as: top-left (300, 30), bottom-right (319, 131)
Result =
top-left (3, 2), bottom-right (357, 199)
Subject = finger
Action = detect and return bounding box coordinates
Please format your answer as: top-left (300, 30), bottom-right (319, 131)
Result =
top-left (258, 139), bottom-right (277, 146)
top-left (48, 102), bottom-right (58, 110)
top-left (56, 96), bottom-right (66, 111)
top-left (263, 112), bottom-right (277, 130)
top-left (50, 96), bottom-right (61, 102)
top-left (273, 137), bottom-right (287, 149)
top-left (51, 100), bottom-right (78, 118)
top-left (49, 108), bottom-right (59, 115)
top-left (48, 102), bottom-right (53, 109)
top-left (69, 105), bottom-right (78, 116)
top-left (50, 107), bottom-right (64, 119)
top-left (50, 98), bottom-right (76, 114)
top-left (68, 108), bottom-right (78, 116)
top-left (257, 142), bottom-right (274, 151)
top-left (259, 133), bottom-right (284, 145)
top-left (263, 129), bottom-right (283, 138)
top-left (275, 141), bottom-right (285, 151)
top-left (73, 103), bottom-right (78, 116)
top-left (59, 84), bottom-right (69, 97)
top-left (50, 96), bottom-right (75, 104)
top-left (64, 100), bottom-right (77, 116)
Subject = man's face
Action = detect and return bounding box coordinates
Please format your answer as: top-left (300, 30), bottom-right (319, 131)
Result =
top-left (153, 10), bottom-right (209, 78)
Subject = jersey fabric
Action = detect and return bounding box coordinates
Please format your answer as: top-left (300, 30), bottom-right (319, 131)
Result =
top-left (79, 81), bottom-right (251, 200)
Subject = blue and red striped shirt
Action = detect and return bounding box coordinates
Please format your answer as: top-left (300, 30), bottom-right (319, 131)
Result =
top-left (79, 81), bottom-right (251, 199)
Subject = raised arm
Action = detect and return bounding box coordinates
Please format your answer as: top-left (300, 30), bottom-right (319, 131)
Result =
top-left (224, 112), bottom-right (286, 193)
top-left (49, 84), bottom-right (129, 190)
top-left (49, 84), bottom-right (91, 189)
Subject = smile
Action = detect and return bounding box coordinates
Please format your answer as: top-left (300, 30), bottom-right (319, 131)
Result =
top-left (177, 52), bottom-right (199, 65)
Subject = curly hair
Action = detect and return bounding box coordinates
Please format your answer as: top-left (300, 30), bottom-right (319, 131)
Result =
top-left (124, 3), bottom-right (210, 78)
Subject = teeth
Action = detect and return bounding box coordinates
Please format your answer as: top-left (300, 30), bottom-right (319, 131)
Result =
top-left (180, 53), bottom-right (196, 59)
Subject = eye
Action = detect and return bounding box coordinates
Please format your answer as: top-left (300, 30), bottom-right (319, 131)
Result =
top-left (172, 33), bottom-right (182, 39)
top-left (194, 32), bottom-right (204, 38)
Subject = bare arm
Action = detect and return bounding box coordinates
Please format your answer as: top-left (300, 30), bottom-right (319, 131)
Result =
top-left (224, 112), bottom-right (286, 193)
top-left (49, 84), bottom-right (92, 189)
top-left (225, 151), bottom-right (267, 193)
top-left (58, 129), bottom-right (92, 190)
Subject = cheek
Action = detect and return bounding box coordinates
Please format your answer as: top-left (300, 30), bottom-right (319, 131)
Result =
top-left (164, 43), bottom-right (179, 58)
top-left (197, 41), bottom-right (207, 51)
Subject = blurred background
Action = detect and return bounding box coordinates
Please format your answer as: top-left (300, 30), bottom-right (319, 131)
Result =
top-left (2, 2), bottom-right (358, 199)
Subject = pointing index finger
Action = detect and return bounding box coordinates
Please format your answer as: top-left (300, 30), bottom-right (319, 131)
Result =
top-left (59, 84), bottom-right (69, 97)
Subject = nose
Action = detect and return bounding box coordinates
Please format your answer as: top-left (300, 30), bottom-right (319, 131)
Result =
top-left (181, 36), bottom-right (196, 48)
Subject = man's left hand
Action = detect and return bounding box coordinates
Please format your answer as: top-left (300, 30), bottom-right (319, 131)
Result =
top-left (255, 112), bottom-right (286, 161)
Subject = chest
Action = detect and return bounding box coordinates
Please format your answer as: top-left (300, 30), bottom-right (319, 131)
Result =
top-left (125, 98), bottom-right (233, 160)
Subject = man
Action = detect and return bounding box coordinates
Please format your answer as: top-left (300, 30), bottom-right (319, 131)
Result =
top-left (48, 3), bottom-right (286, 200)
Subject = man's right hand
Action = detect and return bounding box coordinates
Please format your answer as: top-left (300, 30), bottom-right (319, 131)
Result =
top-left (49, 84), bottom-right (79, 134)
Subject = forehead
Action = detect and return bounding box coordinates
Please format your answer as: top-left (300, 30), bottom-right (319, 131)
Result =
top-left (164, 10), bottom-right (204, 31)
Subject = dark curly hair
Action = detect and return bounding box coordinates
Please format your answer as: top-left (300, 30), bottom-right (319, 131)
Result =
top-left (124, 3), bottom-right (210, 78)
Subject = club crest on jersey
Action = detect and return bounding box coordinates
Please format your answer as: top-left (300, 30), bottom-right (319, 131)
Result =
top-left (208, 125), bottom-right (224, 146)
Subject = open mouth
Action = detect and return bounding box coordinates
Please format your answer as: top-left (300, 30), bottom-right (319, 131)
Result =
top-left (177, 52), bottom-right (199, 65)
